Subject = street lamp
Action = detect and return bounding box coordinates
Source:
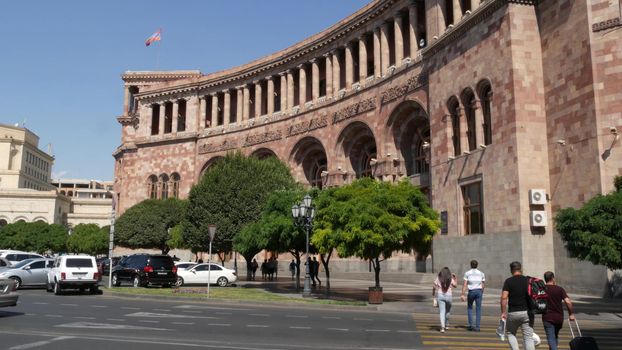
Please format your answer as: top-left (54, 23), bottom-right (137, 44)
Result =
top-left (207, 224), bottom-right (216, 298)
top-left (291, 194), bottom-right (315, 297)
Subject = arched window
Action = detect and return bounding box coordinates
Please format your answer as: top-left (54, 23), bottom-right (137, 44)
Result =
top-left (159, 174), bottom-right (169, 199)
top-left (148, 175), bottom-right (158, 199)
top-left (360, 147), bottom-right (377, 178)
top-left (0, 219), bottom-right (7, 227)
top-left (448, 98), bottom-right (461, 156)
top-left (462, 90), bottom-right (477, 151)
top-left (309, 158), bottom-right (327, 189)
top-left (414, 129), bottom-right (430, 174)
top-left (478, 83), bottom-right (493, 145)
top-left (171, 173), bottom-right (180, 199)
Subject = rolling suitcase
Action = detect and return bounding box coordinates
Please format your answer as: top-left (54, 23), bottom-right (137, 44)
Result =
top-left (568, 318), bottom-right (599, 350)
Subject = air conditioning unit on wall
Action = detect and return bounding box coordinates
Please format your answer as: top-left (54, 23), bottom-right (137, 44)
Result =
top-left (529, 189), bottom-right (547, 205)
top-left (530, 210), bottom-right (548, 227)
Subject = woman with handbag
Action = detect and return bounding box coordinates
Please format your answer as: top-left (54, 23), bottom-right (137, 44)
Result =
top-left (433, 267), bottom-right (457, 333)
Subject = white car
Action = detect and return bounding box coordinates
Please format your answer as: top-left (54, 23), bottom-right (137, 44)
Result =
top-left (174, 262), bottom-right (197, 270)
top-left (47, 255), bottom-right (100, 295)
top-left (176, 263), bottom-right (237, 287)
top-left (0, 258), bottom-right (54, 289)
top-left (0, 250), bottom-right (45, 265)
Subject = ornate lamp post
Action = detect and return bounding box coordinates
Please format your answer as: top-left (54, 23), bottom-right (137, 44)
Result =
top-left (291, 194), bottom-right (315, 297)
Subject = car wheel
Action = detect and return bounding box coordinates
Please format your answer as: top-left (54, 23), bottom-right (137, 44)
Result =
top-left (111, 273), bottom-right (120, 287)
top-left (132, 275), bottom-right (141, 288)
top-left (46, 280), bottom-right (53, 292)
top-left (53, 281), bottom-right (62, 295)
top-left (217, 276), bottom-right (228, 287)
top-left (175, 277), bottom-right (184, 287)
top-left (9, 277), bottom-right (22, 290)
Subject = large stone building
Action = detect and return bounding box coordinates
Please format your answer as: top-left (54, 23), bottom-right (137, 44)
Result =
top-left (51, 179), bottom-right (114, 228)
top-left (113, 0), bottom-right (622, 294)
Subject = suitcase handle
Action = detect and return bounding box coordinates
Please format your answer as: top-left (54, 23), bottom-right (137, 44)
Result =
top-left (568, 318), bottom-right (582, 338)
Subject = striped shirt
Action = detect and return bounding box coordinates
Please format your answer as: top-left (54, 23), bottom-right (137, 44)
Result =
top-left (463, 268), bottom-right (485, 290)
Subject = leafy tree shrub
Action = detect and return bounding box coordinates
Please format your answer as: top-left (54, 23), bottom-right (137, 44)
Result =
top-left (67, 223), bottom-right (108, 256)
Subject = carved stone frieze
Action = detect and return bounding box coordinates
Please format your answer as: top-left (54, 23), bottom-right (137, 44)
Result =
top-left (243, 130), bottom-right (283, 147)
top-left (287, 116), bottom-right (328, 137)
top-left (116, 113), bottom-right (139, 129)
top-left (198, 139), bottom-right (238, 154)
top-left (332, 97), bottom-right (376, 124)
top-left (380, 74), bottom-right (427, 104)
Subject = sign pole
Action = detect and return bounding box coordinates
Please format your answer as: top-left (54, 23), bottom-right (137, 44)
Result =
top-left (207, 224), bottom-right (216, 298)
top-left (108, 207), bottom-right (115, 288)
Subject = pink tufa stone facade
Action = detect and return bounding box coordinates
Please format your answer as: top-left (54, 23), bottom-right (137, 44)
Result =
top-left (113, 0), bottom-right (622, 294)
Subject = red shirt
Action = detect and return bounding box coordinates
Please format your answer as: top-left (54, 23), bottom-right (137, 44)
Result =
top-left (543, 284), bottom-right (568, 324)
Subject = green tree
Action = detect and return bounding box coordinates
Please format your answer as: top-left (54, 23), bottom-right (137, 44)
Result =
top-left (184, 152), bottom-right (296, 260)
top-left (116, 198), bottom-right (187, 254)
top-left (314, 178), bottom-right (440, 288)
top-left (555, 177), bottom-right (622, 270)
top-left (67, 224), bottom-right (108, 256)
top-left (0, 221), bottom-right (67, 254)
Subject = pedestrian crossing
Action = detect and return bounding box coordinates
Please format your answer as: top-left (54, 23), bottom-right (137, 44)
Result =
top-left (412, 312), bottom-right (621, 349)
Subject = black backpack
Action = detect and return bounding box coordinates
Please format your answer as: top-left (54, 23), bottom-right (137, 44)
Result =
top-left (527, 276), bottom-right (548, 314)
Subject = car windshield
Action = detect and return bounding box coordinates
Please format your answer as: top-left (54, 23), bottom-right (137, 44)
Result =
top-left (150, 257), bottom-right (173, 269)
top-left (66, 258), bottom-right (94, 268)
top-left (11, 259), bottom-right (34, 268)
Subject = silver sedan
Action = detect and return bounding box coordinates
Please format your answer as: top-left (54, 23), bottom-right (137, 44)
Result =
top-left (0, 258), bottom-right (54, 289)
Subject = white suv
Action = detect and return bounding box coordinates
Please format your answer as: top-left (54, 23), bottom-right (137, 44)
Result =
top-left (47, 255), bottom-right (100, 295)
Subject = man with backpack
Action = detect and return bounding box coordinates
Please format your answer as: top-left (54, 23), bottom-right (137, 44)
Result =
top-left (500, 261), bottom-right (535, 350)
top-left (542, 271), bottom-right (575, 350)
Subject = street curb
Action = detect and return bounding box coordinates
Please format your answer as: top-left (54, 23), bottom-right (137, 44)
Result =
top-left (100, 289), bottom-right (379, 312)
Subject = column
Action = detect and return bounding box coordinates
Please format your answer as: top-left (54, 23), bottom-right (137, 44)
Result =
top-left (458, 107), bottom-right (468, 153)
top-left (286, 70), bottom-right (294, 109)
top-left (223, 90), bottom-right (231, 127)
top-left (409, 4), bottom-right (419, 57)
top-left (394, 14), bottom-right (404, 67)
top-left (373, 28), bottom-right (381, 77)
top-left (380, 22), bottom-right (390, 75)
top-left (332, 50), bottom-right (341, 96)
top-left (279, 72), bottom-right (288, 111)
top-left (311, 59), bottom-right (319, 100)
top-left (345, 43), bottom-right (353, 89)
top-left (266, 76), bottom-right (274, 114)
top-left (358, 36), bottom-right (368, 81)
top-left (172, 101), bottom-right (179, 132)
top-left (298, 64), bottom-right (307, 106)
top-left (123, 87), bottom-right (130, 114)
top-left (254, 80), bottom-right (262, 117)
top-left (210, 94), bottom-right (218, 127)
top-left (236, 86), bottom-right (243, 122)
top-left (453, 0), bottom-right (463, 24)
top-left (158, 103), bottom-right (165, 135)
top-left (473, 99), bottom-right (485, 147)
top-left (243, 85), bottom-right (250, 121)
top-left (199, 96), bottom-right (207, 128)
top-left (324, 53), bottom-right (333, 97)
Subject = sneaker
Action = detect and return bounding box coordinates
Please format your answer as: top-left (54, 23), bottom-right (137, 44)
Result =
top-left (467, 326), bottom-right (473, 331)
top-left (440, 328), bottom-right (445, 333)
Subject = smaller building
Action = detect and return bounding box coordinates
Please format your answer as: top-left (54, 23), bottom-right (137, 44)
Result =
top-left (51, 179), bottom-right (113, 227)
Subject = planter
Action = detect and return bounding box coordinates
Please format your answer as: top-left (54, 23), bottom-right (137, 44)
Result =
top-left (368, 286), bottom-right (383, 304)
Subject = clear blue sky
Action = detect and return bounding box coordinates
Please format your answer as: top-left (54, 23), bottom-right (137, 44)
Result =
top-left (0, 0), bottom-right (369, 181)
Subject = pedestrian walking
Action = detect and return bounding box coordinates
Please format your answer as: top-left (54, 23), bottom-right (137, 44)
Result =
top-left (250, 259), bottom-right (259, 281)
top-left (433, 267), bottom-right (457, 333)
top-left (312, 257), bottom-right (321, 286)
top-left (500, 261), bottom-right (535, 350)
top-left (289, 259), bottom-right (296, 280)
top-left (461, 259), bottom-right (485, 331)
top-left (306, 257), bottom-right (315, 286)
top-left (261, 259), bottom-right (267, 280)
top-left (541, 271), bottom-right (575, 350)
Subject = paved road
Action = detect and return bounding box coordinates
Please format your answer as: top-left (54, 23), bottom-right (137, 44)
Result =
top-left (0, 289), bottom-right (421, 350)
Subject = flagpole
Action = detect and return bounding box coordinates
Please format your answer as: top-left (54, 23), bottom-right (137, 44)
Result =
top-left (156, 28), bottom-right (162, 70)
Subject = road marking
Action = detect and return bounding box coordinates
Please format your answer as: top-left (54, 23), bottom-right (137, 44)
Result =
top-left (120, 307), bottom-right (140, 310)
top-left (215, 312), bottom-right (232, 315)
top-left (9, 336), bottom-right (74, 350)
top-left (354, 318), bottom-right (373, 321)
top-left (90, 305), bottom-right (107, 308)
top-left (172, 322), bottom-right (194, 325)
top-left (56, 321), bottom-right (169, 331)
top-left (397, 330), bottom-right (417, 333)
top-left (60, 303), bottom-right (78, 307)
top-left (327, 328), bottom-right (349, 331)
top-left (248, 313), bottom-right (269, 317)
top-left (74, 316), bottom-right (96, 320)
top-left (285, 315), bottom-right (307, 318)
top-left (208, 323), bottom-right (231, 327)
top-left (24, 313), bottom-right (36, 316)
top-left (107, 318), bottom-right (125, 322)
top-left (126, 311), bottom-right (218, 319)
top-left (387, 319), bottom-right (407, 322)
top-left (44, 314), bottom-right (63, 318)
top-left (33, 302), bottom-right (48, 305)
top-left (153, 308), bottom-right (171, 312)
top-left (365, 329), bottom-right (390, 332)
top-left (322, 316), bottom-right (341, 320)
top-left (289, 326), bottom-right (311, 329)
top-left (247, 324), bottom-right (269, 328)
top-left (182, 310), bottom-right (202, 313)
top-left (139, 320), bottom-right (160, 323)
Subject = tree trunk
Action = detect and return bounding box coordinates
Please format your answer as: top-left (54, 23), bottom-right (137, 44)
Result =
top-left (320, 252), bottom-right (332, 296)
top-left (373, 257), bottom-right (381, 288)
top-left (242, 253), bottom-right (254, 281)
top-left (161, 246), bottom-right (170, 255)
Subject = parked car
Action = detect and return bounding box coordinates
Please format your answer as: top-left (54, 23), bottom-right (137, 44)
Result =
top-left (97, 256), bottom-right (122, 275)
top-left (176, 263), bottom-right (237, 287)
top-left (174, 261), bottom-right (197, 271)
top-left (111, 254), bottom-right (177, 288)
top-left (0, 251), bottom-right (45, 265)
top-left (0, 258), bottom-right (54, 289)
top-left (0, 257), bottom-right (12, 271)
top-left (0, 278), bottom-right (19, 308)
top-left (47, 255), bottom-right (100, 295)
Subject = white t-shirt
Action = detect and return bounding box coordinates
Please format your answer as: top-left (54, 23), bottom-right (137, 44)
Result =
top-left (463, 268), bottom-right (485, 290)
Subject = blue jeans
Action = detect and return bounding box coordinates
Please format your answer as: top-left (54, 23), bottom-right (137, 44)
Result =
top-left (543, 321), bottom-right (562, 350)
top-left (467, 289), bottom-right (483, 330)
top-left (437, 293), bottom-right (452, 329)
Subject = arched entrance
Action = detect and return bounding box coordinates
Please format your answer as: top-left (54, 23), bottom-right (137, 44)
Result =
top-left (336, 121), bottom-right (377, 179)
top-left (251, 148), bottom-right (277, 160)
top-left (199, 156), bottom-right (224, 179)
top-left (290, 137), bottom-right (328, 189)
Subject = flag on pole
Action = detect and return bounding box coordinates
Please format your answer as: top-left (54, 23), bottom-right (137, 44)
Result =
top-left (145, 29), bottom-right (161, 47)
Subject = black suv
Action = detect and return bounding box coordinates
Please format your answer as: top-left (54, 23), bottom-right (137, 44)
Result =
top-left (111, 254), bottom-right (177, 287)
